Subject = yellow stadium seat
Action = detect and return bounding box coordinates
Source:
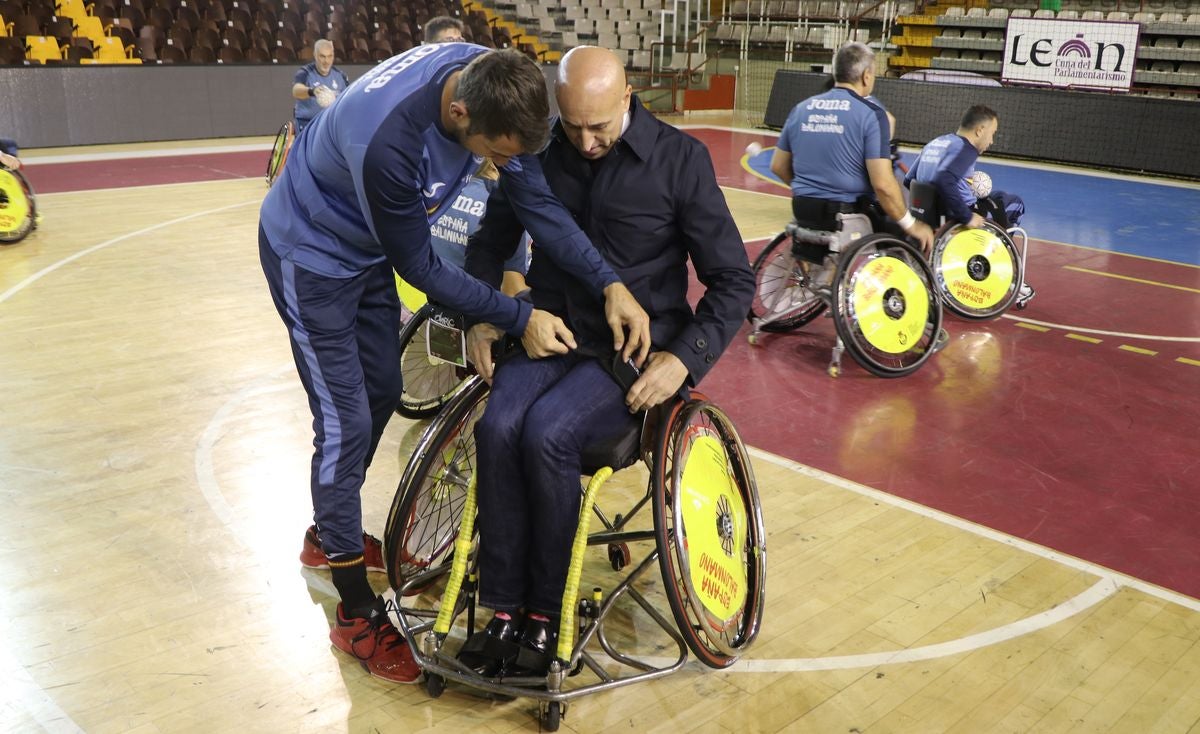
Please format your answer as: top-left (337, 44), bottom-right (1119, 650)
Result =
top-left (1, 14), bottom-right (8, 37)
top-left (56, 0), bottom-right (88, 21)
top-left (74, 14), bottom-right (106, 45)
top-left (93, 35), bottom-right (129, 61)
top-left (25, 35), bottom-right (63, 63)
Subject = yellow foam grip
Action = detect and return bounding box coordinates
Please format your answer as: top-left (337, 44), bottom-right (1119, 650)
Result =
top-left (557, 466), bottom-right (612, 661)
top-left (433, 473), bottom-right (479, 635)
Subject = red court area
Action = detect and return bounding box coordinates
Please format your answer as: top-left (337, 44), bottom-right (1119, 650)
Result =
top-left (28, 134), bottom-right (1200, 601)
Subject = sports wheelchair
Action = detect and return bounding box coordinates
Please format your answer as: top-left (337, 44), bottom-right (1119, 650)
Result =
top-left (382, 374), bottom-right (767, 730)
top-left (0, 164), bottom-right (38, 244)
top-left (264, 120), bottom-right (295, 187)
top-left (908, 181), bottom-right (1033, 320)
top-left (747, 212), bottom-right (944, 378)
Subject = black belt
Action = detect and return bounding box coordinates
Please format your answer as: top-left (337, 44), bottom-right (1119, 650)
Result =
top-left (792, 196), bottom-right (859, 231)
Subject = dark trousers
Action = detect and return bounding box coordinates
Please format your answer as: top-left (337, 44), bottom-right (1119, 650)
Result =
top-left (473, 351), bottom-right (638, 617)
top-left (259, 227), bottom-right (403, 557)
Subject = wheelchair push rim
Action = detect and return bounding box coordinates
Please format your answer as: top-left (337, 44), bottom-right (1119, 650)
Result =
top-left (653, 399), bottom-right (766, 667)
top-left (384, 377), bottom-right (488, 594)
top-left (265, 120), bottom-right (294, 187)
top-left (748, 232), bottom-right (827, 333)
top-left (932, 221), bottom-right (1021, 321)
top-left (832, 234), bottom-right (943, 378)
top-left (395, 304), bottom-right (472, 419)
top-left (0, 167), bottom-right (36, 244)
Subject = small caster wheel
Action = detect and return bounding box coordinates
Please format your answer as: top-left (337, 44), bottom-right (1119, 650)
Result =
top-left (542, 701), bottom-right (562, 731)
top-left (424, 672), bottom-right (444, 698)
top-left (828, 363), bottom-right (840, 378)
top-left (748, 332), bottom-right (759, 346)
top-left (608, 542), bottom-right (630, 571)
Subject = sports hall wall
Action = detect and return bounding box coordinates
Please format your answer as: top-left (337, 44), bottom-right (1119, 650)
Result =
top-left (0, 63), bottom-right (562, 147)
top-left (764, 70), bottom-right (1200, 179)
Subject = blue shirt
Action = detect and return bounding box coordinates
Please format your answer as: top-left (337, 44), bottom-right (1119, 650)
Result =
top-left (776, 87), bottom-right (891, 203)
top-left (261, 43), bottom-right (617, 336)
top-left (430, 174), bottom-right (528, 274)
top-left (904, 133), bottom-right (979, 224)
top-left (293, 63), bottom-right (350, 130)
top-left (0, 138), bottom-right (17, 157)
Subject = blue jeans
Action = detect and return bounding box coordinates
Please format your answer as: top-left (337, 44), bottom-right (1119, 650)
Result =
top-left (474, 351), bottom-right (637, 617)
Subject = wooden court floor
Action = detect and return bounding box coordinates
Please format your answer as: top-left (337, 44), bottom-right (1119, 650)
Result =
top-left (2, 165), bottom-right (1200, 733)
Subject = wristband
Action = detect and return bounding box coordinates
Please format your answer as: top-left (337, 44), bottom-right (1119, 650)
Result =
top-left (897, 211), bottom-right (916, 231)
top-left (308, 85), bottom-right (317, 97)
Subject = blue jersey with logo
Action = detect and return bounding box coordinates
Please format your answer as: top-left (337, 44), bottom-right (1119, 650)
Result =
top-left (904, 133), bottom-right (979, 224)
top-left (430, 174), bottom-right (528, 274)
top-left (293, 63), bottom-right (350, 130)
top-left (261, 42), bottom-right (616, 335)
top-left (776, 87), bottom-right (890, 203)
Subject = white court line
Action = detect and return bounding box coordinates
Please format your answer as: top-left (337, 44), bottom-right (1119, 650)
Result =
top-left (1001, 314), bottom-right (1200, 343)
top-left (23, 142), bottom-right (273, 166)
top-left (0, 199), bottom-right (259, 306)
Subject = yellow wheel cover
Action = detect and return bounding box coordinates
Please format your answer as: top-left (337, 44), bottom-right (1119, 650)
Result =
top-left (395, 274), bottom-right (428, 312)
top-left (680, 432), bottom-right (748, 630)
top-left (0, 171), bottom-right (31, 232)
top-left (940, 229), bottom-right (1014, 310)
top-left (851, 255), bottom-right (929, 354)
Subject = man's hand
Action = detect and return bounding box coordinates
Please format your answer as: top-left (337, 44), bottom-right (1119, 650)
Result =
top-left (625, 352), bottom-right (689, 413)
top-left (0, 152), bottom-right (18, 170)
top-left (467, 322), bottom-right (504, 383)
top-left (967, 213), bottom-right (987, 229)
top-left (522, 308), bottom-right (576, 359)
top-left (603, 282), bottom-right (650, 366)
top-left (906, 219), bottom-right (935, 255)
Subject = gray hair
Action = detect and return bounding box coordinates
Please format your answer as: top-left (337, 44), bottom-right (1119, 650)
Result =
top-left (833, 42), bottom-right (874, 84)
top-left (314, 39), bottom-right (333, 56)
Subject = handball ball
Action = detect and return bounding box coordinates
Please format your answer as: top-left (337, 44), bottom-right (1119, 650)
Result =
top-left (315, 86), bottom-right (336, 108)
top-left (745, 142), bottom-right (764, 157)
top-left (968, 170), bottom-right (992, 198)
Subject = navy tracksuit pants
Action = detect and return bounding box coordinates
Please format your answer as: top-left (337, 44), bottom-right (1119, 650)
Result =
top-left (259, 227), bottom-right (403, 558)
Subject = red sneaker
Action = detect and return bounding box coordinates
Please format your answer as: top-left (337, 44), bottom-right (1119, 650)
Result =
top-left (300, 525), bottom-right (387, 573)
top-left (330, 602), bottom-right (421, 684)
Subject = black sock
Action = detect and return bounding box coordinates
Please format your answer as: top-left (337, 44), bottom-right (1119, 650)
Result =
top-left (329, 555), bottom-right (376, 616)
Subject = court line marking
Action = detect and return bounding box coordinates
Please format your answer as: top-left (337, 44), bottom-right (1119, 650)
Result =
top-left (23, 142), bottom-right (273, 165)
top-left (191, 378), bottom-right (1194, 676)
top-left (1063, 265), bottom-right (1200, 294)
top-left (1000, 314), bottom-right (1200, 343)
top-left (0, 199), bottom-right (260, 306)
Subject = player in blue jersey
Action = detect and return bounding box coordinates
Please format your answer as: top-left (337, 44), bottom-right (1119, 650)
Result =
top-left (291, 40), bottom-right (350, 132)
top-left (0, 138), bottom-right (19, 169)
top-left (259, 45), bottom-right (649, 683)
top-left (769, 42), bottom-right (934, 252)
top-left (905, 105), bottom-right (1035, 303)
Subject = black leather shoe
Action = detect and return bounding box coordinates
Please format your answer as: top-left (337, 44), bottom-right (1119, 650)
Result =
top-left (456, 614), bottom-right (522, 677)
top-left (507, 616), bottom-right (558, 677)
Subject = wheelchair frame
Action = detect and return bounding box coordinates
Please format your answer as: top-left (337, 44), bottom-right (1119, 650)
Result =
top-left (0, 165), bottom-right (38, 245)
top-left (747, 214), bottom-right (944, 378)
top-left (264, 120), bottom-right (294, 187)
top-left (383, 376), bottom-right (767, 730)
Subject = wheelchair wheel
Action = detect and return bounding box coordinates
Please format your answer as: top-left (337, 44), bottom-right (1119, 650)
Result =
top-left (652, 399), bottom-right (766, 669)
top-left (831, 234), bottom-right (942, 378)
top-left (747, 232), bottom-right (827, 333)
top-left (931, 221), bottom-right (1022, 320)
top-left (395, 304), bottom-right (471, 419)
top-left (0, 167), bottom-right (37, 245)
top-left (264, 120), bottom-right (294, 187)
top-left (384, 377), bottom-right (489, 594)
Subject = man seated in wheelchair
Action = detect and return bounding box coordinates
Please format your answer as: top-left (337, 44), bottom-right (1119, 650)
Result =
top-left (768, 42), bottom-right (934, 253)
top-left (457, 46), bottom-right (755, 678)
top-left (903, 105), bottom-right (1035, 303)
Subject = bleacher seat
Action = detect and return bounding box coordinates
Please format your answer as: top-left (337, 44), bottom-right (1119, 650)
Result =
top-left (1057, 9), bottom-right (1078, 19)
top-left (944, 6), bottom-right (966, 16)
top-left (1081, 10), bottom-right (1104, 20)
top-left (988, 8), bottom-right (1009, 18)
top-left (25, 34), bottom-right (62, 61)
top-left (94, 34), bottom-right (130, 60)
top-left (1107, 11), bottom-right (1130, 20)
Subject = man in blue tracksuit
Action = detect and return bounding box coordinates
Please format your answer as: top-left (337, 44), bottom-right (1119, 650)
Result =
top-left (259, 44), bottom-right (648, 683)
top-left (291, 39), bottom-right (350, 132)
top-left (904, 105), bottom-right (1035, 304)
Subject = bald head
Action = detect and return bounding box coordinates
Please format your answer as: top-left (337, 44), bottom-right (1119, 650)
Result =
top-left (555, 46), bottom-right (632, 160)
